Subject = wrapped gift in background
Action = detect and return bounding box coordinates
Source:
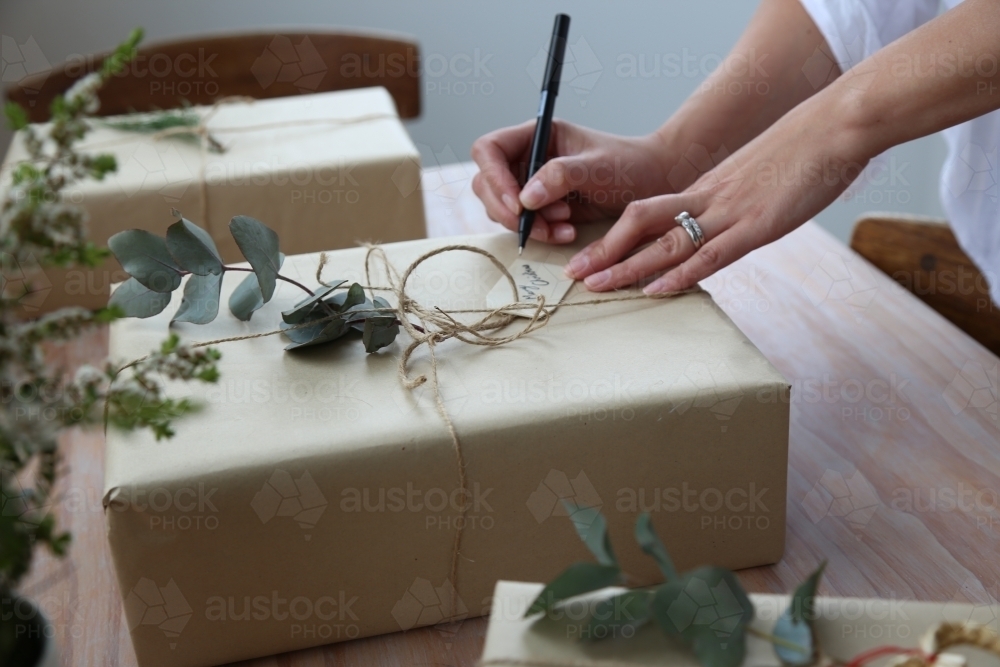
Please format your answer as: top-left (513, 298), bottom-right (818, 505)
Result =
top-left (103, 225), bottom-right (789, 667)
top-left (0, 86), bottom-right (426, 314)
top-left (481, 581), bottom-right (1000, 667)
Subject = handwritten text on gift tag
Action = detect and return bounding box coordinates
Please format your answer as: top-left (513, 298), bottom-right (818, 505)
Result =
top-left (485, 254), bottom-right (575, 317)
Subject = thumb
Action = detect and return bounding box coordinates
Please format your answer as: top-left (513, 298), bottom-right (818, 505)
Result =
top-left (519, 157), bottom-right (584, 211)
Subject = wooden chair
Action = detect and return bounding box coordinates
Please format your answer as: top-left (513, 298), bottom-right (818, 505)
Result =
top-left (850, 213), bottom-right (1000, 355)
top-left (5, 31), bottom-right (422, 121)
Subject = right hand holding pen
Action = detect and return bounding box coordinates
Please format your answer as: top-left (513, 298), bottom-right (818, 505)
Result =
top-left (470, 119), bottom-right (674, 245)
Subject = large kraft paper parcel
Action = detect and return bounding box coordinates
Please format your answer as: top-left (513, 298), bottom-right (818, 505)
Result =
top-left (1, 86), bottom-right (426, 315)
top-left (103, 228), bottom-right (790, 667)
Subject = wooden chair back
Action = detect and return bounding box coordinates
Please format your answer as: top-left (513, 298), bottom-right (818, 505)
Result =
top-left (850, 213), bottom-right (1000, 355)
top-left (5, 31), bottom-right (422, 120)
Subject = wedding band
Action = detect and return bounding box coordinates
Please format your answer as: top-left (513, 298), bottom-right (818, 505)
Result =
top-left (675, 211), bottom-right (705, 249)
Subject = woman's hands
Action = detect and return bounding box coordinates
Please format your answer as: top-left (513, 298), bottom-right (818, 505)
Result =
top-left (564, 95), bottom-right (871, 294)
top-left (468, 0), bottom-right (852, 294)
top-left (470, 120), bottom-right (676, 244)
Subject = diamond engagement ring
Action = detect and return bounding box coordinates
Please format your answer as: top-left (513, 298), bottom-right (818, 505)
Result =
top-left (675, 211), bottom-right (705, 249)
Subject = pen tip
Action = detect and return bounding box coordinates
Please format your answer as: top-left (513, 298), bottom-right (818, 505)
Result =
top-left (518, 246), bottom-right (523, 256)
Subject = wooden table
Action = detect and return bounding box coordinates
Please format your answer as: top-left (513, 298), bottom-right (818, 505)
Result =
top-left (23, 163), bottom-right (999, 666)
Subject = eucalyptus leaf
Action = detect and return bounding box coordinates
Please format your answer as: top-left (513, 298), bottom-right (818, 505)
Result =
top-left (635, 512), bottom-right (679, 582)
top-left (789, 562), bottom-right (825, 624)
top-left (346, 296), bottom-right (394, 326)
top-left (771, 562), bottom-right (825, 667)
top-left (108, 277), bottom-right (172, 318)
top-left (362, 318), bottom-right (399, 353)
top-left (772, 610), bottom-right (814, 666)
top-left (561, 501), bottom-right (617, 568)
top-left (172, 272), bottom-right (223, 325)
top-left (284, 317), bottom-right (352, 350)
top-left (281, 283), bottom-right (342, 325)
top-left (340, 283), bottom-right (366, 312)
top-left (229, 215), bottom-right (281, 303)
top-left (584, 589), bottom-right (653, 642)
top-left (108, 229), bottom-right (183, 292)
top-left (691, 623), bottom-right (747, 667)
top-left (228, 253), bottom-right (285, 321)
top-left (166, 217), bottom-right (223, 275)
top-left (651, 567), bottom-right (753, 644)
top-left (524, 562), bottom-right (622, 617)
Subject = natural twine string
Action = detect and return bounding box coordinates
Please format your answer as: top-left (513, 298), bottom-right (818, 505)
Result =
top-left (145, 244), bottom-right (695, 623)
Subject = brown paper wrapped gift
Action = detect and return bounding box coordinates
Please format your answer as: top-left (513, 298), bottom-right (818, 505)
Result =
top-left (1, 86), bottom-right (426, 314)
top-left (103, 227), bottom-right (790, 667)
top-left (481, 581), bottom-right (1000, 667)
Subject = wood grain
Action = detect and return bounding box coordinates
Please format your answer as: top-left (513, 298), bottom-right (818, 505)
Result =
top-left (5, 31), bottom-right (422, 121)
top-left (19, 163), bottom-right (999, 667)
top-left (850, 213), bottom-right (1000, 356)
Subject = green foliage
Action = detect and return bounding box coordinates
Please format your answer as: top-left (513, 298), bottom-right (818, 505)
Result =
top-left (772, 562), bottom-right (826, 666)
top-left (565, 501), bottom-right (617, 567)
top-left (526, 563), bottom-right (623, 616)
top-left (1, 27), bottom-right (222, 663)
top-left (530, 512), bottom-right (824, 667)
top-left (108, 229), bottom-right (184, 292)
top-left (107, 277), bottom-right (172, 318)
top-left (635, 512), bottom-right (678, 582)
top-left (165, 216), bottom-right (223, 275)
top-left (102, 107), bottom-right (224, 152)
top-left (108, 214), bottom-right (402, 353)
top-left (4, 102), bottom-right (28, 131)
top-left (229, 253), bottom-right (285, 321)
top-left (229, 215), bottom-right (282, 302)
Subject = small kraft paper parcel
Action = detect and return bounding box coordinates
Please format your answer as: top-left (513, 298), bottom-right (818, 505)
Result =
top-left (0, 86), bottom-right (426, 315)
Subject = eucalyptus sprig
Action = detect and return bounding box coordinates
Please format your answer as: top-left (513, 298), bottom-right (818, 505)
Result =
top-left (107, 213), bottom-right (402, 352)
top-left (101, 107), bottom-right (224, 153)
top-left (530, 507), bottom-right (826, 667)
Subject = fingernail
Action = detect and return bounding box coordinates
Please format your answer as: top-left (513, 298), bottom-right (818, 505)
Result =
top-left (502, 193), bottom-right (521, 215)
top-left (564, 253), bottom-right (591, 278)
top-left (552, 224), bottom-right (575, 243)
top-left (584, 269), bottom-right (612, 290)
top-left (643, 277), bottom-right (672, 295)
top-left (530, 225), bottom-right (548, 241)
top-left (548, 202), bottom-right (571, 221)
top-left (520, 180), bottom-right (547, 209)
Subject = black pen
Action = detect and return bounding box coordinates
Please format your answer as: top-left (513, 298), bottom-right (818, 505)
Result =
top-left (519, 13), bottom-right (571, 255)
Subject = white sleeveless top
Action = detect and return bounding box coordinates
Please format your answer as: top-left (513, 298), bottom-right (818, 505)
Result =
top-left (800, 0), bottom-right (1000, 305)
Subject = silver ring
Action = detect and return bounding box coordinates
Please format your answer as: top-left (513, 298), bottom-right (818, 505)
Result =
top-left (675, 211), bottom-right (705, 249)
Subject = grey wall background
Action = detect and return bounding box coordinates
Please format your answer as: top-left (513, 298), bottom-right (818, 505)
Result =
top-left (0, 0), bottom-right (947, 242)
